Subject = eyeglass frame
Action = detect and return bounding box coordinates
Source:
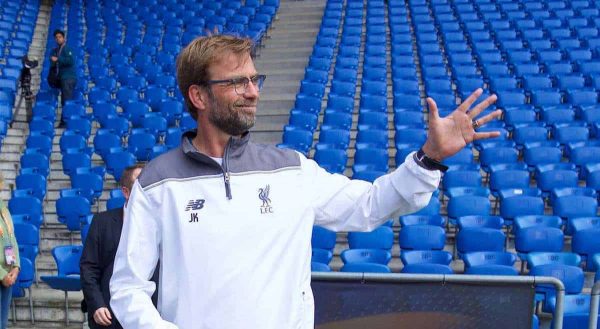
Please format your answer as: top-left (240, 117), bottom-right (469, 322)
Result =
top-left (200, 74), bottom-right (267, 95)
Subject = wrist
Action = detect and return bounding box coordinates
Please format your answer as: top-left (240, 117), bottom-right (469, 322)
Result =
top-left (421, 142), bottom-right (442, 161)
top-left (414, 148), bottom-right (449, 172)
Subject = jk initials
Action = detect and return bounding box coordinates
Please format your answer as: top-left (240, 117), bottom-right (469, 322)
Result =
top-left (189, 213), bottom-right (199, 222)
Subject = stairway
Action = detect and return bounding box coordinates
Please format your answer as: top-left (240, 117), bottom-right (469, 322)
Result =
top-left (7, 1), bottom-right (85, 327)
top-left (252, 0), bottom-right (326, 144)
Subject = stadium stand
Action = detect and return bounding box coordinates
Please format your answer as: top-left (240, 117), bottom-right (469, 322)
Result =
top-left (0, 0), bottom-right (599, 327)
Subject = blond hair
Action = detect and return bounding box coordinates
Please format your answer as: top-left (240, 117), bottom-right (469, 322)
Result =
top-left (176, 35), bottom-right (254, 120)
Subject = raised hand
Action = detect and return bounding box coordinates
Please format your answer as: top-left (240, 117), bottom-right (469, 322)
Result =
top-left (421, 88), bottom-right (502, 161)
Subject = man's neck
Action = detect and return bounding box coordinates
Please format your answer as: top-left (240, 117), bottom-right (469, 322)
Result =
top-left (192, 127), bottom-right (231, 158)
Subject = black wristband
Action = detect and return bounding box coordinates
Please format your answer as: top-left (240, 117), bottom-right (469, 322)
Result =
top-left (413, 148), bottom-right (448, 172)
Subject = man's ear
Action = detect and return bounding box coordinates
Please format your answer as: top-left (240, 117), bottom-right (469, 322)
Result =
top-left (188, 85), bottom-right (208, 112)
top-left (121, 186), bottom-right (130, 201)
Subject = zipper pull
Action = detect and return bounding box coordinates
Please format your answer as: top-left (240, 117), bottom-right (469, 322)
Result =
top-left (224, 172), bottom-right (232, 200)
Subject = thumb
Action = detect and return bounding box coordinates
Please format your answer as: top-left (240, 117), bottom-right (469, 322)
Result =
top-left (426, 97), bottom-right (440, 123)
top-left (105, 308), bottom-right (112, 320)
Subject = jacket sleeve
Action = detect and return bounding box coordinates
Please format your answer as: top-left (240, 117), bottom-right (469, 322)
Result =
top-left (110, 181), bottom-right (177, 329)
top-left (80, 215), bottom-right (106, 314)
top-left (306, 151), bottom-right (441, 232)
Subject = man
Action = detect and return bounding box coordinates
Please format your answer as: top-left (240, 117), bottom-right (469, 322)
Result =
top-left (110, 35), bottom-right (502, 329)
top-left (50, 29), bottom-right (77, 109)
top-left (80, 164), bottom-right (158, 329)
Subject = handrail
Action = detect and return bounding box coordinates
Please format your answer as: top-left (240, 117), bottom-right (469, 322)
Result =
top-left (312, 272), bottom-right (565, 329)
top-left (589, 281), bottom-right (600, 329)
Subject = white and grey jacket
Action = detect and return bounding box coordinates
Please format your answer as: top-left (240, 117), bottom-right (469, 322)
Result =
top-left (110, 130), bottom-right (441, 329)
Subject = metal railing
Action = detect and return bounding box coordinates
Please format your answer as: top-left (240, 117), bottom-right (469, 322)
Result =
top-left (589, 281), bottom-right (600, 329)
top-left (313, 272), bottom-right (565, 329)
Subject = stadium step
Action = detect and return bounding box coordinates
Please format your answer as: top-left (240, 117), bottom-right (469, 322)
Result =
top-left (252, 0), bottom-right (326, 145)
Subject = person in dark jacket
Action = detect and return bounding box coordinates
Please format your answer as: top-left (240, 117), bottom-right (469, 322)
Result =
top-left (80, 164), bottom-right (159, 328)
top-left (50, 29), bottom-right (77, 108)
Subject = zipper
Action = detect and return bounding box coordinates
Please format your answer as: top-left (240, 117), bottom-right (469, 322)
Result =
top-left (223, 139), bottom-right (233, 200)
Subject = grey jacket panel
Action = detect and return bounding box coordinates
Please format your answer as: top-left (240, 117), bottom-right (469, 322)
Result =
top-left (138, 130), bottom-right (301, 189)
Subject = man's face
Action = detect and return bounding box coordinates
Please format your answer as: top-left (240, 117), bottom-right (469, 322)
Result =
top-left (122, 168), bottom-right (143, 202)
top-left (204, 52), bottom-right (259, 136)
top-left (55, 33), bottom-right (65, 46)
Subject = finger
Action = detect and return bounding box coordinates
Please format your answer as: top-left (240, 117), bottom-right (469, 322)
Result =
top-left (457, 88), bottom-right (483, 113)
top-left (473, 131), bottom-right (501, 141)
top-left (468, 94), bottom-right (498, 119)
top-left (95, 311), bottom-right (108, 325)
top-left (473, 109), bottom-right (503, 127)
top-left (98, 312), bottom-right (111, 326)
top-left (101, 309), bottom-right (111, 322)
top-left (104, 308), bottom-right (112, 320)
top-left (426, 97), bottom-right (439, 122)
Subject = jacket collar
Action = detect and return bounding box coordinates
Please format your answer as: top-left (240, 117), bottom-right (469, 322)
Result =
top-left (180, 129), bottom-right (250, 165)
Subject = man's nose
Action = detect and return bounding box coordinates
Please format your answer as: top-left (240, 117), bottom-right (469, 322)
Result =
top-left (244, 80), bottom-right (260, 98)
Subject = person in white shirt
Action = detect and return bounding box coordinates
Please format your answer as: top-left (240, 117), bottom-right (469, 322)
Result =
top-left (110, 35), bottom-right (502, 329)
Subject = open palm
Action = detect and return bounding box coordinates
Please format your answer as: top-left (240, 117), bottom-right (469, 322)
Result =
top-left (422, 89), bottom-right (503, 161)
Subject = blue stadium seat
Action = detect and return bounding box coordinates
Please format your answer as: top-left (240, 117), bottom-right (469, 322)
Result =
top-left (516, 226), bottom-right (564, 268)
top-left (401, 250), bottom-right (452, 269)
top-left (278, 129), bottom-right (313, 155)
top-left (399, 215), bottom-right (445, 227)
top-left (340, 263), bottom-right (391, 273)
top-left (500, 196), bottom-right (545, 224)
top-left (15, 173), bottom-right (46, 202)
top-left (40, 246), bottom-right (83, 324)
top-left (316, 129), bottom-right (350, 150)
top-left (311, 248), bottom-right (332, 265)
top-left (523, 146), bottom-right (562, 170)
top-left (513, 216), bottom-right (563, 235)
top-left (526, 252), bottom-right (582, 268)
top-left (456, 228), bottom-right (505, 256)
top-left (399, 225), bottom-right (446, 251)
top-left (61, 150), bottom-right (91, 177)
top-left (442, 169), bottom-right (482, 190)
top-left (457, 216), bottom-right (504, 230)
top-left (105, 150), bottom-right (136, 181)
top-left (311, 262), bottom-right (331, 272)
top-left (352, 148), bottom-right (389, 173)
top-left (536, 168), bottom-right (579, 195)
top-left (355, 129), bottom-right (388, 150)
top-left (127, 130), bottom-right (157, 161)
top-left (314, 148), bottom-right (347, 174)
top-left (56, 195), bottom-right (91, 232)
top-left (71, 172), bottom-right (104, 204)
top-left (489, 170), bottom-right (530, 196)
top-left (341, 249), bottom-right (391, 265)
top-left (348, 226), bottom-right (394, 250)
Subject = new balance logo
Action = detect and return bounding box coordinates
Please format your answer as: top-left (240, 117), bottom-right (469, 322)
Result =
top-left (185, 199), bottom-right (205, 223)
top-left (185, 199), bottom-right (205, 211)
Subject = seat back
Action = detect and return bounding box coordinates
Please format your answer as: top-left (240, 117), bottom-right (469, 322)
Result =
top-left (462, 251), bottom-right (517, 268)
top-left (400, 250), bottom-right (452, 265)
top-left (341, 249), bottom-right (391, 265)
top-left (399, 225), bottom-right (446, 250)
top-left (456, 228), bottom-right (505, 254)
top-left (515, 227), bottom-right (564, 254)
top-left (347, 226), bottom-right (394, 250)
top-left (52, 245), bottom-right (83, 276)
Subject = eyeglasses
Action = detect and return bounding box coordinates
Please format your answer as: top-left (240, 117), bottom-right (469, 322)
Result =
top-left (202, 74), bottom-right (266, 95)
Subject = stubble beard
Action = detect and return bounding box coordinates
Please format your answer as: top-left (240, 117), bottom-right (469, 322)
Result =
top-left (207, 90), bottom-right (256, 136)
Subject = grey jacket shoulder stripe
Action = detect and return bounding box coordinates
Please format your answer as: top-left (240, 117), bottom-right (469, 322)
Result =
top-left (227, 142), bottom-right (301, 174)
top-left (137, 136), bottom-right (301, 189)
